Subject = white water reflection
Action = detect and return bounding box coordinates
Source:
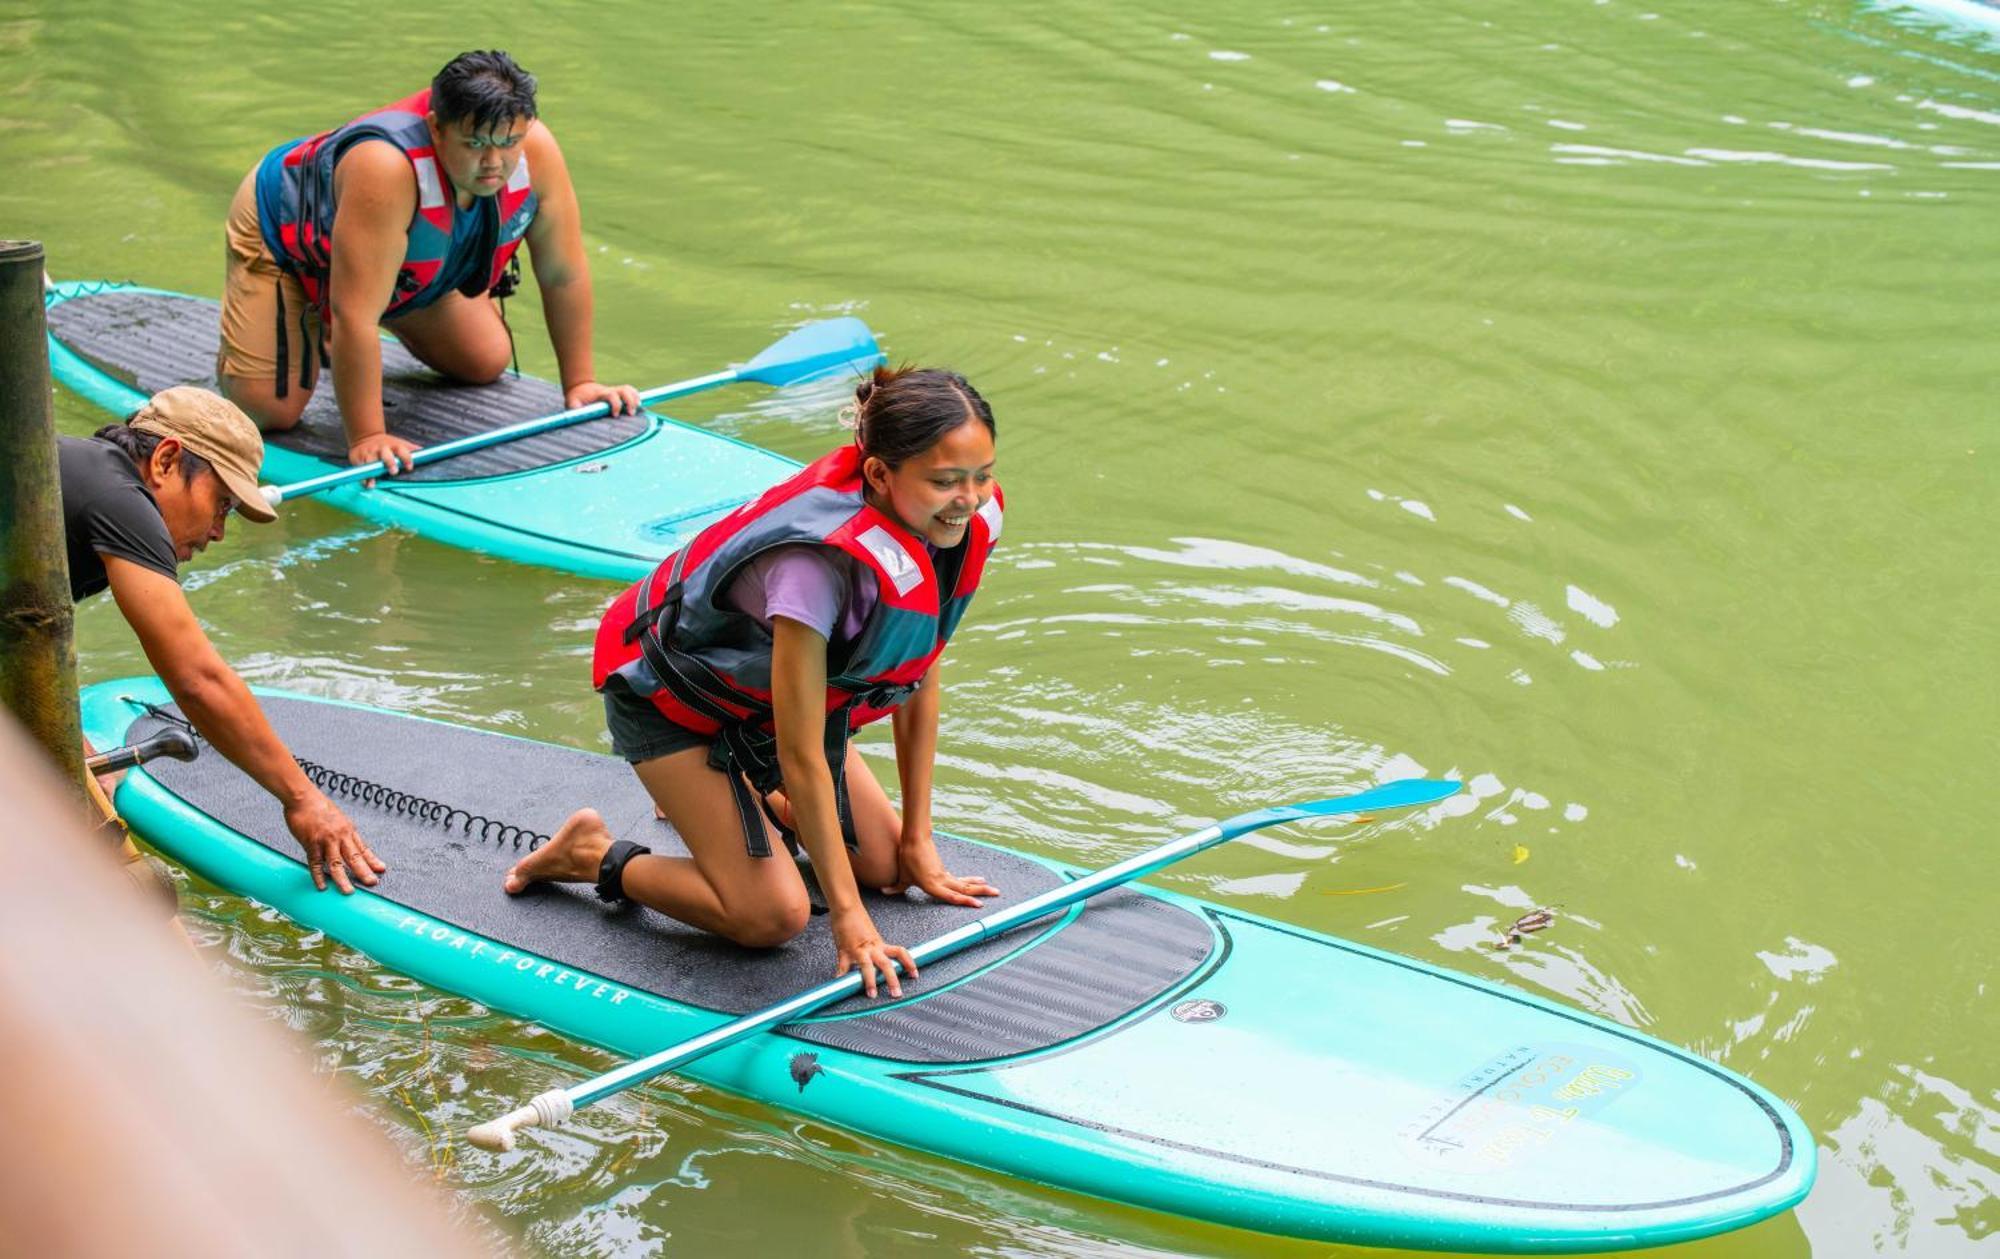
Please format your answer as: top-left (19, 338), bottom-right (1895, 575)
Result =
top-left (1756, 937), bottom-right (1840, 983)
top-left (1566, 584), bottom-right (1620, 628)
top-left (1802, 1064), bottom-right (2000, 1254)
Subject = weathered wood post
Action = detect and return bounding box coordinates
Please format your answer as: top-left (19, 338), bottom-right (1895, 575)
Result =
top-left (0, 240), bottom-right (85, 795)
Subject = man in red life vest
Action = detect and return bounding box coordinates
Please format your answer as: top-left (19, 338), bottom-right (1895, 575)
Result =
top-left (218, 50), bottom-right (640, 474)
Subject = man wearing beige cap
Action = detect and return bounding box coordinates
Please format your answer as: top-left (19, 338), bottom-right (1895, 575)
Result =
top-left (60, 386), bottom-right (384, 894)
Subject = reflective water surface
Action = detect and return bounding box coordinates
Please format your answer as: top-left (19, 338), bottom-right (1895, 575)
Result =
top-left (6, 0), bottom-right (1996, 1254)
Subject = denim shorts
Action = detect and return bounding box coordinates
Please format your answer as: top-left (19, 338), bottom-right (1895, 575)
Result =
top-left (601, 675), bottom-right (710, 764)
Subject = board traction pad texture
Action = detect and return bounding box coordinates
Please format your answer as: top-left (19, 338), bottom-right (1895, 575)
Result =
top-left (130, 699), bottom-right (1214, 1063)
top-left (47, 290), bottom-right (649, 482)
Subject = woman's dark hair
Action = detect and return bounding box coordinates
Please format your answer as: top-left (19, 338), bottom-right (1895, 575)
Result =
top-left (852, 365), bottom-right (995, 469)
top-left (96, 422), bottom-right (213, 484)
top-left (431, 51), bottom-right (538, 132)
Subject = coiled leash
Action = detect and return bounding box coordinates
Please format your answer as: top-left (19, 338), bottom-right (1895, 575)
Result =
top-left (120, 697), bottom-right (550, 852)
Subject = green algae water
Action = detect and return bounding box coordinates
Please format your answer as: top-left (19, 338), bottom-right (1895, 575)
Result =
top-left (5, 0), bottom-right (1996, 1253)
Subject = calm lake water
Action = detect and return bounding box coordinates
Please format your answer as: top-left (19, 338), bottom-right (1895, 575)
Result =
top-left (6, 0), bottom-right (1996, 1254)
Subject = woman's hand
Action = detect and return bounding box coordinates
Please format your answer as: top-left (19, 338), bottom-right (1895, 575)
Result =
top-left (830, 907), bottom-right (916, 999)
top-left (883, 833), bottom-right (1000, 908)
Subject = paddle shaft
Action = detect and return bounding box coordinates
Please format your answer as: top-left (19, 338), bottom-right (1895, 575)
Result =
top-left (579, 822), bottom-right (1228, 1106)
top-left (261, 371), bottom-right (734, 506)
top-left (260, 314), bottom-right (883, 506)
top-left (468, 777), bottom-right (1459, 1148)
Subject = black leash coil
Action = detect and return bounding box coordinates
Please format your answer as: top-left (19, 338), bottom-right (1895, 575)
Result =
top-left (292, 758), bottom-right (547, 851)
top-left (122, 697), bottom-right (548, 852)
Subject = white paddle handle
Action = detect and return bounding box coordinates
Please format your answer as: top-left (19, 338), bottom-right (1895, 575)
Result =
top-left (466, 1088), bottom-right (572, 1151)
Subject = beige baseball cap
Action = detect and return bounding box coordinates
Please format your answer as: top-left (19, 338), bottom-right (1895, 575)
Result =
top-left (128, 387), bottom-right (276, 524)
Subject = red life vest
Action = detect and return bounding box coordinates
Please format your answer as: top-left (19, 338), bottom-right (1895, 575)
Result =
top-left (255, 89), bottom-right (537, 320)
top-left (592, 444), bottom-right (1002, 853)
top-left (596, 443), bottom-right (1001, 733)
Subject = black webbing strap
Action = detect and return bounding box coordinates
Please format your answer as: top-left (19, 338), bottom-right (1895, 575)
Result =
top-left (707, 711), bottom-right (860, 860)
top-left (273, 281), bottom-right (289, 400)
top-left (757, 792), bottom-right (801, 859)
top-left (494, 254), bottom-right (522, 380)
top-left (301, 298), bottom-right (320, 392)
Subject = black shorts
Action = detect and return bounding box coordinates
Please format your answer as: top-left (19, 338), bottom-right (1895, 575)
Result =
top-left (601, 675), bottom-right (710, 764)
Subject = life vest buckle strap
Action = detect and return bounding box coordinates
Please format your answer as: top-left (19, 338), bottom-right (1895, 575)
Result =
top-left (721, 764), bottom-right (773, 860)
top-left (848, 680), bottom-right (918, 712)
top-left (704, 716), bottom-right (860, 860)
top-left (624, 579), bottom-right (684, 646)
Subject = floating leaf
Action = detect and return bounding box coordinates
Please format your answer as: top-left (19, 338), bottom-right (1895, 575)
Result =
top-left (1495, 906), bottom-right (1558, 950)
top-left (1508, 908), bottom-right (1558, 935)
top-left (1512, 844), bottom-right (1531, 864)
top-left (1319, 881), bottom-right (1407, 897)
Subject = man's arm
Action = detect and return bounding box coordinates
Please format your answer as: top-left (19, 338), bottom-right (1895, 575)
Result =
top-left (520, 124), bottom-right (639, 416)
top-left (328, 140), bottom-right (422, 473)
top-left (103, 557), bottom-right (385, 893)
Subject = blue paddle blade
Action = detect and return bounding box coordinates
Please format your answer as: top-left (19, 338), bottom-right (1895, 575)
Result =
top-left (1219, 779), bottom-right (1461, 839)
top-left (740, 316), bottom-right (884, 388)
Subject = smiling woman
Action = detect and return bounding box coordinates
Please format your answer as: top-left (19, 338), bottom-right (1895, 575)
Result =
top-left (508, 366), bottom-right (1006, 998)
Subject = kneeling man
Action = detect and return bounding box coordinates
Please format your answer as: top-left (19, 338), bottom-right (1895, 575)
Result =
top-left (62, 387), bottom-right (382, 894)
top-left (219, 49), bottom-right (639, 475)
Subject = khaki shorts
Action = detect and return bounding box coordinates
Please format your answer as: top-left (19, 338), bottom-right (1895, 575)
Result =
top-left (217, 168), bottom-right (322, 387)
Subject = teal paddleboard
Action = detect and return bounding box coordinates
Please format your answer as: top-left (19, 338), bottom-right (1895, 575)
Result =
top-left (1873, 0), bottom-right (2000, 34)
top-left (45, 282), bottom-right (801, 580)
top-left (83, 679), bottom-right (1815, 1251)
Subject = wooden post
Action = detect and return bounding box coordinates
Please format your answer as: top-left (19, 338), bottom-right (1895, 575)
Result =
top-left (0, 240), bottom-right (84, 795)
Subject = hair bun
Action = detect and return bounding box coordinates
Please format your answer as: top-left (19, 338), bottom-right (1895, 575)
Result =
top-left (853, 379), bottom-right (876, 407)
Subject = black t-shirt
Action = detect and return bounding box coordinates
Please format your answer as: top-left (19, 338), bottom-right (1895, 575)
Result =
top-left (59, 436), bottom-right (179, 602)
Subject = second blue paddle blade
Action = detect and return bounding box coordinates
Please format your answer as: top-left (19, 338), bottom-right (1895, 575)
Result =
top-left (742, 316), bottom-right (884, 387)
top-left (1220, 779), bottom-right (1462, 839)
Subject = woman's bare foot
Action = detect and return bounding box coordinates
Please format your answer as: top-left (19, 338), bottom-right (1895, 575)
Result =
top-left (503, 808), bottom-right (615, 895)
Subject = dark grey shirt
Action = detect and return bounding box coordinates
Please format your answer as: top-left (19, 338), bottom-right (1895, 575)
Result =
top-left (59, 436), bottom-right (178, 602)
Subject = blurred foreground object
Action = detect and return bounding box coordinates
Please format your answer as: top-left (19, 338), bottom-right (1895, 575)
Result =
top-left (0, 710), bottom-right (482, 1257)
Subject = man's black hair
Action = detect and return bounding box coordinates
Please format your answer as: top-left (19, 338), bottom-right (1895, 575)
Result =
top-left (431, 50), bottom-right (538, 133)
top-left (95, 422), bottom-right (213, 484)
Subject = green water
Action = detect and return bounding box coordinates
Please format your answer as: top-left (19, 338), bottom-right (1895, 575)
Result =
top-left (6, 0), bottom-right (1997, 1253)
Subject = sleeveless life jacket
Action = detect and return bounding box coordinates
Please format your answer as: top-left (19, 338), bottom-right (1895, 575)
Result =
top-left (593, 444), bottom-right (1002, 855)
top-left (256, 88), bottom-right (538, 322)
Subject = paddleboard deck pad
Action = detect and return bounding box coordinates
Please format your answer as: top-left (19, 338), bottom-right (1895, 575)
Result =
top-left (84, 680), bottom-right (1814, 1251)
top-left (46, 282), bottom-right (801, 579)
